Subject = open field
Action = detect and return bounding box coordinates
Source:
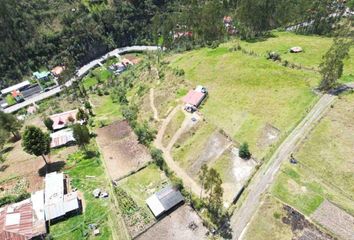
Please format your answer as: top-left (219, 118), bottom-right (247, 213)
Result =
top-left (244, 195), bottom-right (335, 240)
top-left (229, 31), bottom-right (354, 78)
top-left (169, 41), bottom-right (320, 159)
top-left (136, 204), bottom-right (208, 240)
top-left (272, 93), bottom-right (354, 217)
top-left (91, 94), bottom-right (122, 127)
top-left (96, 121), bottom-right (152, 180)
top-left (117, 164), bottom-right (169, 237)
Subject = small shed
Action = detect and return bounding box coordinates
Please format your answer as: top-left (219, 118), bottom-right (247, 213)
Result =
top-left (50, 128), bottom-right (75, 148)
top-left (290, 46), bottom-right (303, 53)
top-left (146, 186), bottom-right (184, 218)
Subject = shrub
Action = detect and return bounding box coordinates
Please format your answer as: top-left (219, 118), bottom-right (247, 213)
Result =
top-left (267, 51), bottom-right (281, 61)
top-left (239, 142), bottom-right (251, 159)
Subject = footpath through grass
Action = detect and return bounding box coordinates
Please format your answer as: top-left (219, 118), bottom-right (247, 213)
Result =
top-left (170, 40), bottom-right (319, 160)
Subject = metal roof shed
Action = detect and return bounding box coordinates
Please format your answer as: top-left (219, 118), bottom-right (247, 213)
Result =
top-left (1, 81), bottom-right (31, 95)
top-left (146, 186), bottom-right (184, 218)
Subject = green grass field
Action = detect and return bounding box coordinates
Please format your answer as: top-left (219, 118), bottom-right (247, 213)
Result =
top-left (272, 93), bottom-right (354, 215)
top-left (83, 67), bottom-right (113, 90)
top-left (50, 148), bottom-right (113, 239)
top-left (91, 94), bottom-right (122, 127)
top-left (173, 121), bottom-right (216, 169)
top-left (170, 40), bottom-right (320, 159)
top-left (227, 31), bottom-right (354, 77)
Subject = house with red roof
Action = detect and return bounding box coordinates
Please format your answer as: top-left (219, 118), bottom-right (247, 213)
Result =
top-left (183, 85), bottom-right (207, 112)
top-left (49, 109), bottom-right (79, 131)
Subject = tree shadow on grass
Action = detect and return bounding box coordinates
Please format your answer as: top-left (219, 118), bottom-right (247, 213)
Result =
top-left (0, 164), bottom-right (9, 172)
top-left (38, 161), bottom-right (66, 176)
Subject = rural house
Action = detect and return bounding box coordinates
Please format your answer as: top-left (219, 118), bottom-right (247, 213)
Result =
top-left (183, 85), bottom-right (207, 112)
top-left (51, 66), bottom-right (65, 77)
top-left (49, 109), bottom-right (79, 131)
top-left (44, 172), bottom-right (80, 221)
top-left (146, 186), bottom-right (184, 218)
top-left (0, 195), bottom-right (46, 240)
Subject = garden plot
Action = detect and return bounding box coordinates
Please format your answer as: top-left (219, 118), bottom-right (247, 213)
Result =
top-left (96, 121), bottom-right (152, 180)
top-left (312, 200), bottom-right (354, 240)
top-left (116, 164), bottom-right (169, 238)
top-left (136, 204), bottom-right (208, 240)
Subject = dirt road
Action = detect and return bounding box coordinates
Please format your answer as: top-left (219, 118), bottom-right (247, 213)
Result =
top-left (231, 94), bottom-right (336, 240)
top-left (154, 105), bottom-right (203, 196)
top-left (149, 88), bottom-right (160, 121)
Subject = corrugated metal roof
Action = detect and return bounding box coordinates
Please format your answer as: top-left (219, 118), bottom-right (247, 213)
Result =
top-left (44, 172), bottom-right (79, 221)
top-left (50, 129), bottom-right (75, 148)
top-left (146, 186), bottom-right (184, 217)
top-left (45, 172), bottom-right (64, 205)
top-left (0, 199), bottom-right (46, 240)
top-left (1, 81), bottom-right (31, 95)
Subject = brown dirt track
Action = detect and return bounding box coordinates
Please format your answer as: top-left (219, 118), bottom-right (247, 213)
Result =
top-left (96, 121), bottom-right (152, 180)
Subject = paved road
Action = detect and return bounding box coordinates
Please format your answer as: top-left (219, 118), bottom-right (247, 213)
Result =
top-left (154, 105), bottom-right (203, 197)
top-left (4, 46), bottom-right (161, 113)
top-left (231, 94), bottom-right (336, 240)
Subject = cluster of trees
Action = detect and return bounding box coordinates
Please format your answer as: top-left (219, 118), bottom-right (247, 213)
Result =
top-left (3, 0), bottom-right (352, 88)
top-left (0, 0), bottom-right (173, 88)
top-left (0, 112), bottom-right (22, 160)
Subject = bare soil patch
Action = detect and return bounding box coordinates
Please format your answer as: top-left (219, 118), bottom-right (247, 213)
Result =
top-left (96, 121), bottom-right (152, 180)
top-left (282, 205), bottom-right (335, 240)
top-left (136, 205), bottom-right (208, 240)
top-left (1, 140), bottom-right (76, 192)
top-left (188, 130), bottom-right (231, 176)
top-left (257, 123), bottom-right (281, 149)
top-left (312, 200), bottom-right (354, 240)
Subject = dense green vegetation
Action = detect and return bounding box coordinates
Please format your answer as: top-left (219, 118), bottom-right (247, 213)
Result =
top-left (2, 0), bottom-right (351, 88)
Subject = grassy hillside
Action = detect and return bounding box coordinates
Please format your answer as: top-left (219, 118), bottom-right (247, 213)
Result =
top-left (169, 40), bottom-right (320, 159)
top-left (230, 31), bottom-right (354, 79)
top-left (272, 93), bottom-right (354, 215)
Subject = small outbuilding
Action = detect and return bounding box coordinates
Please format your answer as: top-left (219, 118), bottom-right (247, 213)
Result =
top-left (50, 128), bottom-right (75, 148)
top-left (51, 66), bottom-right (65, 77)
top-left (146, 186), bottom-right (184, 218)
top-left (183, 90), bottom-right (206, 109)
top-left (290, 46), bottom-right (303, 53)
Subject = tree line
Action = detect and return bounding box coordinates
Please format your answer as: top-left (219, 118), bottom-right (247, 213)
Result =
top-left (1, 0), bottom-right (353, 88)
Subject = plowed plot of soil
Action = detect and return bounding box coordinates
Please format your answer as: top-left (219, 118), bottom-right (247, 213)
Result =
top-left (96, 121), bottom-right (152, 180)
top-left (312, 200), bottom-right (354, 240)
top-left (136, 205), bottom-right (208, 240)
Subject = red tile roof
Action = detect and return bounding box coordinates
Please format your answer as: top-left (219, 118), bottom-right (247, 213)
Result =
top-left (183, 90), bottom-right (205, 107)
